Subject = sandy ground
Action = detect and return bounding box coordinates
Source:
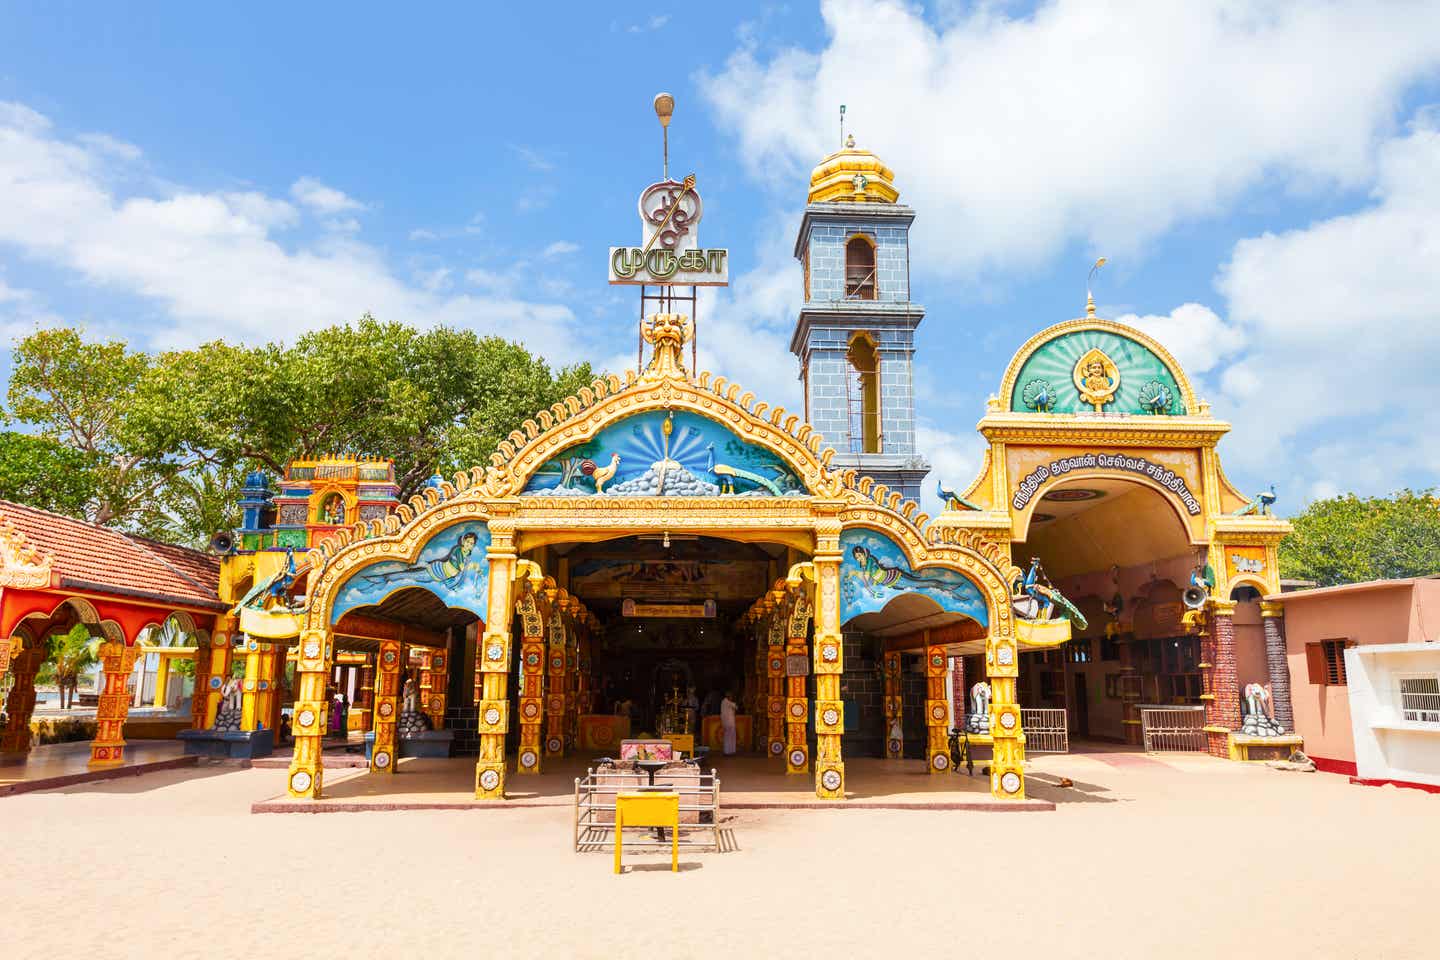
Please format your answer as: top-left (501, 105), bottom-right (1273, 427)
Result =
top-left (1, 751), bottom-right (1434, 960)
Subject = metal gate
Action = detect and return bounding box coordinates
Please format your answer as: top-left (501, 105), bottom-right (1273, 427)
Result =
top-left (1021, 708), bottom-right (1068, 753)
top-left (1140, 706), bottom-right (1207, 752)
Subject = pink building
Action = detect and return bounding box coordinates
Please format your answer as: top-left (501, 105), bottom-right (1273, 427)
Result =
top-left (1275, 576), bottom-right (1440, 786)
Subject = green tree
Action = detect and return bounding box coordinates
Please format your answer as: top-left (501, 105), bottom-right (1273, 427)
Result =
top-left (0, 431), bottom-right (102, 517)
top-left (6, 327), bottom-right (164, 524)
top-left (124, 315), bottom-right (595, 502)
top-left (36, 624), bottom-right (101, 710)
top-left (1280, 489), bottom-right (1440, 586)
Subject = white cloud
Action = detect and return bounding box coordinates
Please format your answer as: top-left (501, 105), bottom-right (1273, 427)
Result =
top-left (627, 15), bottom-right (670, 33)
top-left (916, 422), bottom-right (984, 516)
top-left (700, 0), bottom-right (1440, 277)
top-left (289, 176), bottom-right (365, 215)
top-left (542, 241), bottom-right (580, 257)
top-left (508, 144), bottom-right (556, 172)
top-left (0, 102), bottom-right (583, 359)
top-left (409, 228), bottom-right (439, 242)
top-left (1118, 302), bottom-right (1246, 378)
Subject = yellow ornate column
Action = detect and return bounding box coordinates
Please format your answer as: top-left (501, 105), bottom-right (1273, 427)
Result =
top-left (1, 637), bottom-right (48, 759)
top-left (89, 640), bottom-right (140, 766)
top-left (370, 639), bottom-right (402, 773)
top-left (883, 650), bottom-right (903, 759)
top-left (764, 610), bottom-right (786, 763)
top-left (423, 645), bottom-right (449, 730)
top-left (204, 625), bottom-right (234, 728)
top-left (985, 623), bottom-right (1025, 799)
top-left (812, 526), bottom-right (846, 800)
top-left (475, 529), bottom-right (517, 799)
top-left (544, 604), bottom-right (568, 759)
top-left (285, 627), bottom-right (333, 798)
top-left (240, 634), bottom-right (263, 731)
top-left (151, 653), bottom-right (171, 709)
top-left (257, 644), bottom-right (278, 730)
top-left (924, 639), bottom-right (951, 773)
top-left (355, 654), bottom-right (375, 733)
top-left (514, 585), bottom-right (548, 774)
top-left (784, 593), bottom-right (813, 774)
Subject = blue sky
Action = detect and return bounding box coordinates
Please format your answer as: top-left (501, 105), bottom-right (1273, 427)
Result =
top-left (2, 1), bottom-right (1439, 516)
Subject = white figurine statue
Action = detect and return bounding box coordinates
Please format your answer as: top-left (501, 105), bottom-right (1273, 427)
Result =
top-left (1243, 682), bottom-right (1272, 719)
top-left (402, 677), bottom-right (418, 714)
top-left (970, 681), bottom-right (992, 719)
top-left (222, 675), bottom-right (243, 712)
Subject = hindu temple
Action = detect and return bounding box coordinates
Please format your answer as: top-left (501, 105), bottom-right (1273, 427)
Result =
top-left (0, 110), bottom-right (1296, 804)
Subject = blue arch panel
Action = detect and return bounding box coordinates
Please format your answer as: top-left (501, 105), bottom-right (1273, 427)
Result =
top-left (330, 520), bottom-right (491, 624)
top-left (839, 527), bottom-right (989, 627)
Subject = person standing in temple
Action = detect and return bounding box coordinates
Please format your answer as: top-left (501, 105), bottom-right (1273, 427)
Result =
top-left (720, 690), bottom-right (738, 756)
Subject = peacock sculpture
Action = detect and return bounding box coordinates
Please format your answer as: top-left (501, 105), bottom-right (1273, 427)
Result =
top-left (1137, 379), bottom-right (1173, 415)
top-left (1231, 484), bottom-right (1277, 517)
top-left (1020, 378), bottom-right (1055, 413)
top-left (704, 442), bottom-right (783, 496)
top-left (936, 479), bottom-right (981, 512)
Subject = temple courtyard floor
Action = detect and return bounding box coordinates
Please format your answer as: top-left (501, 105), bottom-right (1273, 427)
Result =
top-left (2, 747), bottom-right (1434, 959)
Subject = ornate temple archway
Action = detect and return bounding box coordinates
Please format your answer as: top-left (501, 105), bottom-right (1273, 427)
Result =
top-left (284, 314), bottom-right (1069, 802)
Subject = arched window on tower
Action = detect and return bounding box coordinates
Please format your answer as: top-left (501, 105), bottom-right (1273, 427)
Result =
top-left (846, 333), bottom-right (881, 453)
top-left (845, 235), bottom-right (877, 300)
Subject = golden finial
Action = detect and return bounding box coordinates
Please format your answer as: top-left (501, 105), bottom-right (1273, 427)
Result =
top-left (1086, 257), bottom-right (1107, 318)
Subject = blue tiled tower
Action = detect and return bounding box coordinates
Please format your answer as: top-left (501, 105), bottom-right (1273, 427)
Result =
top-left (790, 138), bottom-right (929, 502)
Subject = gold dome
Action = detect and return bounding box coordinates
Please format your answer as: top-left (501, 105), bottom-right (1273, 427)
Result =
top-left (807, 136), bottom-right (899, 204)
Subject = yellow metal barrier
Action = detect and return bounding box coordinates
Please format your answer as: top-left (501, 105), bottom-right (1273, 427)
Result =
top-left (613, 791), bottom-right (679, 874)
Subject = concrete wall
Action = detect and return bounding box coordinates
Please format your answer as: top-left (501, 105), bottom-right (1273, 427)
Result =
top-left (1346, 643), bottom-right (1440, 788)
top-left (1283, 582), bottom-right (1425, 770)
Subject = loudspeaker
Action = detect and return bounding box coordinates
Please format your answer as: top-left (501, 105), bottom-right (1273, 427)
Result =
top-left (209, 531), bottom-right (235, 554)
top-left (1182, 585), bottom-right (1208, 610)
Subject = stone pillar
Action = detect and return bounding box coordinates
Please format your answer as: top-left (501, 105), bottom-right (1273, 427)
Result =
top-left (189, 643), bottom-right (212, 730)
top-left (544, 607), bottom-right (567, 758)
top-left (764, 613), bottom-right (785, 763)
top-left (285, 628), bottom-right (333, 798)
top-left (812, 535), bottom-right (845, 799)
top-left (784, 594), bottom-right (812, 774)
top-left (1260, 601), bottom-right (1293, 733)
top-left (1, 637), bottom-right (48, 759)
top-left (370, 639), bottom-right (402, 773)
top-left (424, 646), bottom-right (449, 731)
top-left (475, 537), bottom-right (516, 799)
top-left (986, 628), bottom-right (1025, 799)
top-left (750, 630), bottom-right (765, 750)
top-left (514, 588), bottom-right (547, 775)
top-left (89, 640), bottom-right (140, 766)
top-left (883, 651), bottom-right (903, 759)
top-left (924, 641), bottom-right (950, 773)
top-left (1119, 639), bottom-right (1142, 746)
top-left (1203, 600), bottom-right (1240, 757)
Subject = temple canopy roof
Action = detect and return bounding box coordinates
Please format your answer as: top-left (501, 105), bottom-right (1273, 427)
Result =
top-left (807, 136), bottom-right (900, 204)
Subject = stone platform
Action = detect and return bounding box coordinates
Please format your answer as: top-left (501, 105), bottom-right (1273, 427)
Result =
top-left (252, 755), bottom-right (1056, 813)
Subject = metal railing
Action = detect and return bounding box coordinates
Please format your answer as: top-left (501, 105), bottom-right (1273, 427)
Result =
top-left (1021, 708), bottom-right (1069, 753)
top-left (1140, 706), bottom-right (1207, 752)
top-left (574, 762), bottom-right (721, 853)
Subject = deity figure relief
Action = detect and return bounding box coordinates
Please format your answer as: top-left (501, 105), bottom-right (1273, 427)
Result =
top-left (1073, 348), bottom-right (1120, 412)
top-left (360, 531), bottom-right (484, 595)
top-left (321, 494), bottom-right (346, 525)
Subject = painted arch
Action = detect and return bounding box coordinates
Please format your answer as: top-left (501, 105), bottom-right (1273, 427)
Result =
top-left (840, 527), bottom-right (989, 627)
top-left (1000, 319), bottom-right (1198, 416)
top-left (329, 519), bottom-right (491, 624)
top-left (522, 408), bottom-right (808, 498)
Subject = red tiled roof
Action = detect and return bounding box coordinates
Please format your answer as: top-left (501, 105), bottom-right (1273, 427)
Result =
top-left (0, 500), bottom-right (224, 610)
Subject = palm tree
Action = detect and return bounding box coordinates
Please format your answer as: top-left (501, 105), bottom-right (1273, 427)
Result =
top-left (37, 625), bottom-right (101, 710)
